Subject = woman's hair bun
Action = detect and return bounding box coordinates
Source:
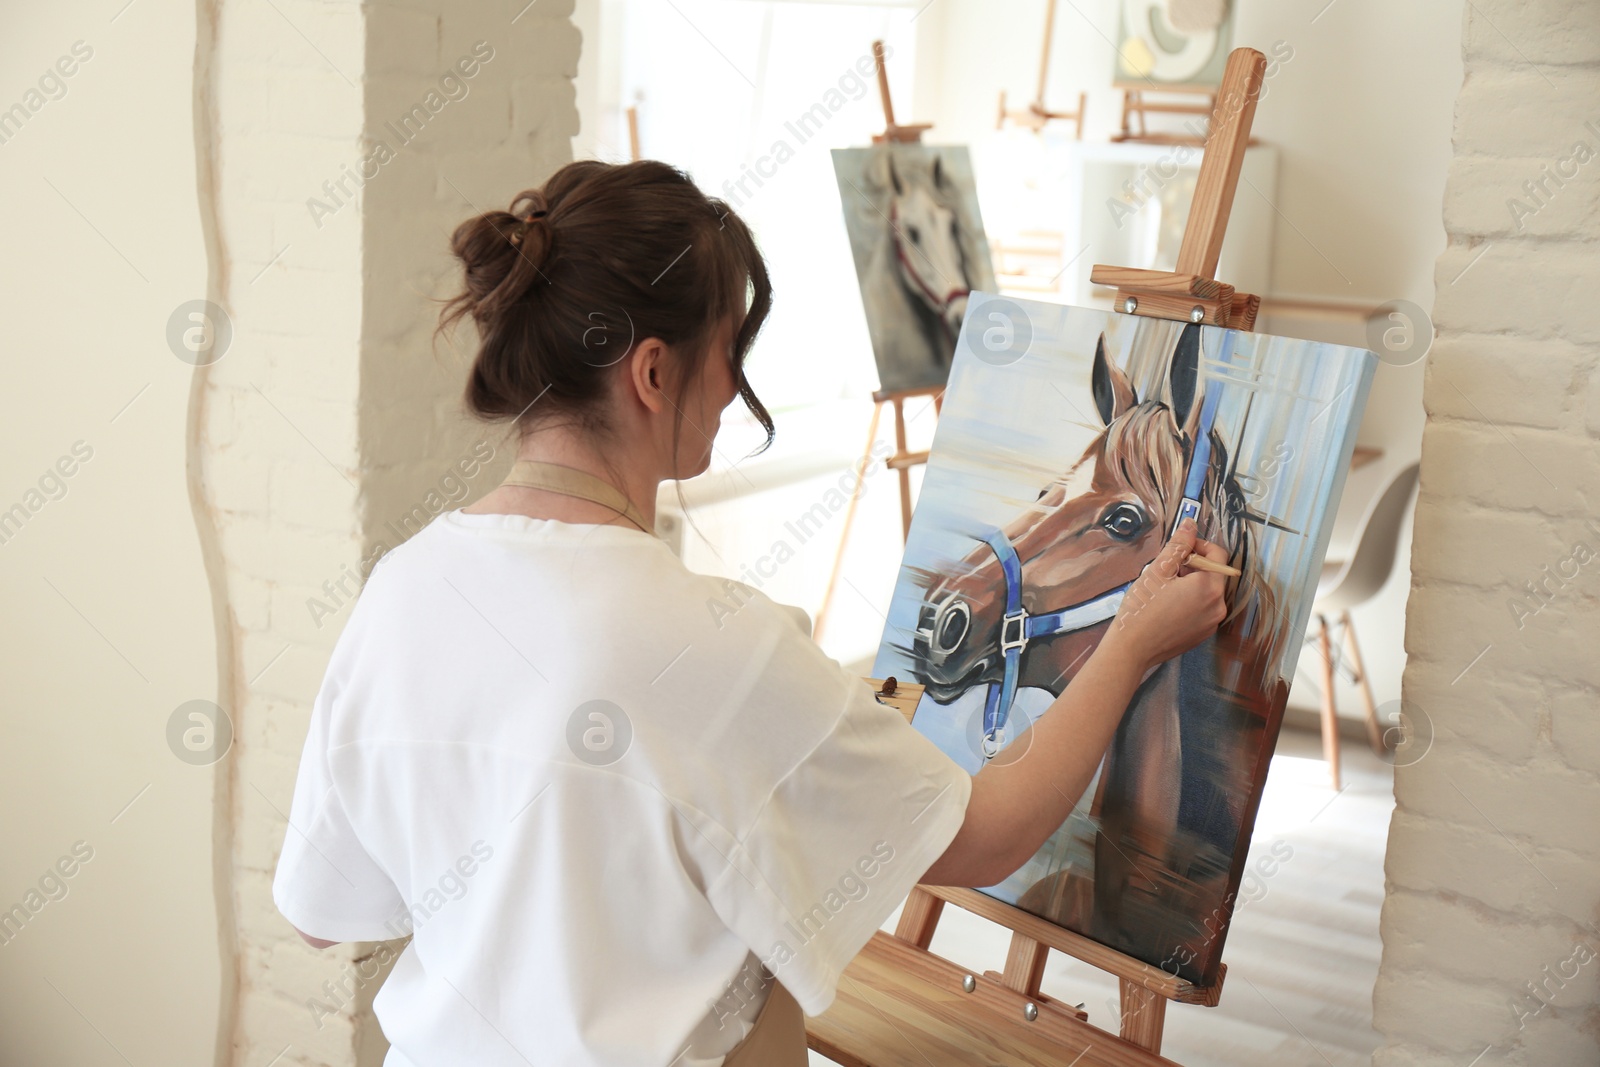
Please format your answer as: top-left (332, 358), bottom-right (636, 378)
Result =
top-left (437, 159), bottom-right (777, 451)
top-left (507, 191), bottom-right (552, 249)
top-left (445, 188), bottom-right (554, 324)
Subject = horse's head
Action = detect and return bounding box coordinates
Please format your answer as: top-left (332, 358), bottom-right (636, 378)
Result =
top-left (911, 324), bottom-right (1264, 703)
top-left (884, 153), bottom-right (972, 341)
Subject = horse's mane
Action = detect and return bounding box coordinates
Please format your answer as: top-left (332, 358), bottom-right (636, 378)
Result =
top-left (1097, 401), bottom-right (1282, 676)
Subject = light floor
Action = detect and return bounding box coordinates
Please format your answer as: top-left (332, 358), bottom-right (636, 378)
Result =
top-left (812, 725), bottom-right (1395, 1066)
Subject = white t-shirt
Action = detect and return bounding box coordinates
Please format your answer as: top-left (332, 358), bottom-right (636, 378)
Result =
top-left (272, 509), bottom-right (971, 1067)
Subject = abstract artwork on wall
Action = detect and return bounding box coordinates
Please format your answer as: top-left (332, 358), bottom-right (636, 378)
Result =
top-left (832, 143), bottom-right (997, 394)
top-left (1113, 0), bottom-right (1235, 87)
top-left (873, 294), bottom-right (1375, 983)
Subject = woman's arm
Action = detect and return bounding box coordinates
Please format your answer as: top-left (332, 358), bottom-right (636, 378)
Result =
top-left (921, 520), bottom-right (1229, 888)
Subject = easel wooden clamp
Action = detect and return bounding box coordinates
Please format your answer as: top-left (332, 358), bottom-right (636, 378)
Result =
top-left (807, 48), bottom-right (1272, 1067)
top-left (1090, 48), bottom-right (1267, 332)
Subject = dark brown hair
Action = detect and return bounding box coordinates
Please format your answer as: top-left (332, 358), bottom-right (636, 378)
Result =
top-left (438, 160), bottom-right (774, 458)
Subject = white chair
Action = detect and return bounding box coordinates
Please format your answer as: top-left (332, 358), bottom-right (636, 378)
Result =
top-left (1307, 462), bottom-right (1420, 789)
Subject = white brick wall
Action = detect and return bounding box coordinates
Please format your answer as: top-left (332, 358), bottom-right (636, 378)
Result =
top-left (194, 2), bottom-right (579, 1063)
top-left (1374, 2), bottom-right (1600, 1063)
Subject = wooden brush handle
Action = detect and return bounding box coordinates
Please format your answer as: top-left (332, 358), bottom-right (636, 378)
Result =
top-left (1184, 554), bottom-right (1242, 578)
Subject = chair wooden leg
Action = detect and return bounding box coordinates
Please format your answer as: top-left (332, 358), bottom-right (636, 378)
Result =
top-left (1341, 609), bottom-right (1386, 755)
top-left (1316, 613), bottom-right (1341, 790)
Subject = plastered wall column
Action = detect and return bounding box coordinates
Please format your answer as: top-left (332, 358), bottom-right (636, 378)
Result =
top-left (0, 4), bottom-right (220, 1065)
top-left (194, 2), bottom-right (579, 1063)
top-left (1373, 3), bottom-right (1600, 1063)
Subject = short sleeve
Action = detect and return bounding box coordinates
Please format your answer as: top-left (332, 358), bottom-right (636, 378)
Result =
top-left (272, 686), bottom-right (404, 943)
top-left (702, 654), bottom-right (971, 1017)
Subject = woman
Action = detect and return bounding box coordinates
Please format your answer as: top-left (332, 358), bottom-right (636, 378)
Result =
top-left (272, 160), bottom-right (1229, 1066)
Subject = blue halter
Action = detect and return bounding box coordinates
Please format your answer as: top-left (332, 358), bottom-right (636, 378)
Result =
top-left (976, 330), bottom-right (1235, 759)
top-left (1172, 385), bottom-right (1222, 533)
top-left (977, 528), bottom-right (1129, 758)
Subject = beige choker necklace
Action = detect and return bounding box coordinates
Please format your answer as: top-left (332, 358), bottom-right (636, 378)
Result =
top-left (498, 460), bottom-right (650, 533)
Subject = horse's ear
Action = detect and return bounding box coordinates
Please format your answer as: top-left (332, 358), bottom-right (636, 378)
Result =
top-left (1168, 323), bottom-right (1201, 434)
top-left (886, 151), bottom-right (904, 195)
top-left (931, 154), bottom-right (946, 189)
top-left (1092, 333), bottom-right (1137, 426)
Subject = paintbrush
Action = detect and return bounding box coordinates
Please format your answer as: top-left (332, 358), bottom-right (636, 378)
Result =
top-left (1183, 554), bottom-right (1242, 578)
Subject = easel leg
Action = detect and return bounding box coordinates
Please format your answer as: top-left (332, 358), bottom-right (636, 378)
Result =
top-left (1119, 979), bottom-right (1167, 1051)
top-left (1316, 613), bottom-right (1341, 790)
top-left (893, 886), bottom-right (944, 949)
top-left (1342, 609), bottom-right (1386, 755)
top-left (1033, 0), bottom-right (1057, 111)
top-left (1001, 932), bottom-right (1049, 996)
top-left (893, 397), bottom-right (912, 542)
top-left (812, 402), bottom-right (883, 645)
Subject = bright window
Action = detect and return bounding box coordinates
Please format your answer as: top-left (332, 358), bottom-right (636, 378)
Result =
top-left (596, 0), bottom-right (924, 438)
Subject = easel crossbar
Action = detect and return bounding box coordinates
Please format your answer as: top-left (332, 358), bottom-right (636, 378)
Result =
top-left (918, 886), bottom-right (1226, 1006)
top-left (808, 930), bottom-right (1189, 1067)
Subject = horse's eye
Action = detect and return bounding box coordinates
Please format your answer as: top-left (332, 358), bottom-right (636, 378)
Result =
top-left (906, 224), bottom-right (921, 244)
top-left (1101, 502), bottom-right (1146, 541)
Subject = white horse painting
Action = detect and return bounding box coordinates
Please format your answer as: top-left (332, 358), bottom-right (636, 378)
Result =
top-left (834, 144), bottom-right (997, 393)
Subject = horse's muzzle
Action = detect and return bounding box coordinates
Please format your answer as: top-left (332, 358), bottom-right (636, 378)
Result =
top-left (913, 596), bottom-right (991, 700)
top-left (943, 292), bottom-right (970, 338)
top-left (923, 597), bottom-right (971, 659)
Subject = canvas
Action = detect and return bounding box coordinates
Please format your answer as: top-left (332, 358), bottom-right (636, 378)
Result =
top-left (832, 143), bottom-right (997, 394)
top-left (872, 294), bottom-right (1375, 984)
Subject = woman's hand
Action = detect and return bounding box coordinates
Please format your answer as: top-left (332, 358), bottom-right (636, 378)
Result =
top-left (1102, 518), bottom-right (1231, 677)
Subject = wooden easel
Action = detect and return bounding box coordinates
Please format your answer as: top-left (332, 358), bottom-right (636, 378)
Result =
top-left (809, 682), bottom-right (1227, 1065)
top-left (812, 41), bottom-right (942, 644)
top-left (877, 384), bottom-right (942, 541)
top-left (869, 39), bottom-right (930, 144)
top-left (625, 104), bottom-right (641, 161)
top-left (806, 48), bottom-right (1271, 1066)
top-left (1111, 85), bottom-right (1217, 144)
top-left (996, 0), bottom-right (1087, 138)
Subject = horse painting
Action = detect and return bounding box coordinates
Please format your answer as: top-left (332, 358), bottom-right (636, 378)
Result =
top-left (833, 144), bottom-right (997, 393)
top-left (874, 300), bottom-right (1375, 984)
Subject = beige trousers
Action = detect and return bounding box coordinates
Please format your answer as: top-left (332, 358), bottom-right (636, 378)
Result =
top-left (720, 981), bottom-right (807, 1067)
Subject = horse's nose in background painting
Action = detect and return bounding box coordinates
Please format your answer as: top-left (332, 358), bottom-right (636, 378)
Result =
top-left (945, 293), bottom-right (969, 340)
